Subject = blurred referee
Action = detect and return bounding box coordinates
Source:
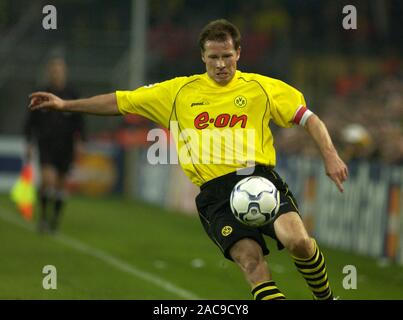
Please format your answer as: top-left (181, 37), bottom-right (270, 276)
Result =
top-left (24, 57), bottom-right (85, 233)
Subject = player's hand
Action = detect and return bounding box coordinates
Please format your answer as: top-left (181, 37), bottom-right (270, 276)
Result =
top-left (28, 92), bottom-right (65, 111)
top-left (324, 153), bottom-right (349, 193)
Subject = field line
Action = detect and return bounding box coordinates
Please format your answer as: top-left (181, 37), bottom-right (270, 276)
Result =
top-left (0, 210), bottom-right (202, 300)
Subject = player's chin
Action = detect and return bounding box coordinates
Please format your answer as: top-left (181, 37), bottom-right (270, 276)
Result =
top-left (214, 74), bottom-right (231, 85)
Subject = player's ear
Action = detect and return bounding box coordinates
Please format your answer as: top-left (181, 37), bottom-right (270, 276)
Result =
top-left (236, 46), bottom-right (241, 61)
top-left (201, 50), bottom-right (206, 63)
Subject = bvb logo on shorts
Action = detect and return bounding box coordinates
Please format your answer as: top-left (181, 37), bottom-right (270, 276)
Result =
top-left (221, 226), bottom-right (233, 237)
top-left (234, 95), bottom-right (247, 108)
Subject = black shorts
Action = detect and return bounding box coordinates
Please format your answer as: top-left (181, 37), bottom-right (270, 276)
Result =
top-left (38, 140), bottom-right (73, 175)
top-left (195, 165), bottom-right (300, 261)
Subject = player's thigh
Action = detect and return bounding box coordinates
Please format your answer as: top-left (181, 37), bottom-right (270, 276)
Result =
top-left (199, 207), bottom-right (269, 261)
top-left (273, 211), bottom-right (311, 250)
top-left (196, 190), bottom-right (269, 261)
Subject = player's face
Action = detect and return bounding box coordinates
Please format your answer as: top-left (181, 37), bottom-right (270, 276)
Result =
top-left (202, 38), bottom-right (240, 86)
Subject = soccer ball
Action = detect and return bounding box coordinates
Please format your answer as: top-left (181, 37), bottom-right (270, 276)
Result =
top-left (230, 176), bottom-right (280, 227)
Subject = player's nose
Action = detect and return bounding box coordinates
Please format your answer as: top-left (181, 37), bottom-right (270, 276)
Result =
top-left (216, 58), bottom-right (225, 68)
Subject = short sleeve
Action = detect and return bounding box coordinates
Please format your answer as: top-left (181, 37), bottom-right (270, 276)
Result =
top-left (116, 77), bottom-right (187, 128)
top-left (267, 79), bottom-right (307, 128)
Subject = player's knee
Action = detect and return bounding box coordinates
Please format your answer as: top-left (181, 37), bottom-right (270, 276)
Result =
top-left (244, 258), bottom-right (266, 276)
top-left (230, 239), bottom-right (265, 274)
top-left (288, 236), bottom-right (314, 259)
top-left (235, 253), bottom-right (263, 275)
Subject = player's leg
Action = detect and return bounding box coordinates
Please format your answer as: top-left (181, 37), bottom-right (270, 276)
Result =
top-left (229, 238), bottom-right (285, 300)
top-left (196, 168), bottom-right (286, 300)
top-left (274, 212), bottom-right (333, 300)
top-left (260, 168), bottom-right (334, 300)
top-left (38, 164), bottom-right (57, 232)
top-left (196, 203), bottom-right (285, 299)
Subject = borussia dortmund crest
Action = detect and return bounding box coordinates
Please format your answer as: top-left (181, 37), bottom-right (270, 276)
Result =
top-left (221, 226), bottom-right (233, 237)
top-left (234, 95), bottom-right (247, 108)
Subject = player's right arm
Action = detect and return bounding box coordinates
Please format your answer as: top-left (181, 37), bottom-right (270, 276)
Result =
top-left (28, 92), bottom-right (120, 115)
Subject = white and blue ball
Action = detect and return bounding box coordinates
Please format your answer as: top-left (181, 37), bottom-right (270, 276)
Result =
top-left (230, 176), bottom-right (280, 227)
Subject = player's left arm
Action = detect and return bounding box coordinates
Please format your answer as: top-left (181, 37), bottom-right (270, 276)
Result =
top-left (304, 113), bottom-right (349, 193)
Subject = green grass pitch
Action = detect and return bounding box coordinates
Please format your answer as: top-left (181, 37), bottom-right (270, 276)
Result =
top-left (0, 194), bottom-right (402, 300)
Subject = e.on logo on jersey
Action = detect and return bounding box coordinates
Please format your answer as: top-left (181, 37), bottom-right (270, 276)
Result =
top-left (194, 112), bottom-right (248, 129)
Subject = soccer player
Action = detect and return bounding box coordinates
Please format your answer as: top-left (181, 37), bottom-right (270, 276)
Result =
top-left (28, 20), bottom-right (348, 300)
top-left (25, 57), bottom-right (86, 233)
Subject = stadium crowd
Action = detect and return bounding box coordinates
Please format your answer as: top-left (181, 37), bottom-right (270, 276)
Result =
top-left (275, 57), bottom-right (403, 165)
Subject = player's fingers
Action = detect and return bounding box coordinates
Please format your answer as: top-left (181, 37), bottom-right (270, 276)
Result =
top-left (336, 179), bottom-right (344, 192)
top-left (30, 101), bottom-right (53, 110)
top-left (340, 166), bottom-right (348, 182)
top-left (29, 98), bottom-right (41, 109)
top-left (28, 97), bottom-right (42, 108)
top-left (29, 91), bottom-right (52, 100)
top-left (333, 176), bottom-right (344, 193)
top-left (337, 169), bottom-right (347, 182)
top-left (335, 181), bottom-right (344, 193)
top-left (29, 103), bottom-right (42, 110)
top-left (29, 93), bottom-right (50, 109)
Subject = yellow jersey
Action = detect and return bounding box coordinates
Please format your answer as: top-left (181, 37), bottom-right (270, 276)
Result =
top-left (116, 70), bottom-right (310, 186)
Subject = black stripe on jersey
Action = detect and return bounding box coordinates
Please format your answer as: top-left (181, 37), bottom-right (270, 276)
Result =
top-left (169, 78), bottom-right (204, 182)
top-left (168, 78), bottom-right (201, 128)
top-left (238, 77), bottom-right (270, 152)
